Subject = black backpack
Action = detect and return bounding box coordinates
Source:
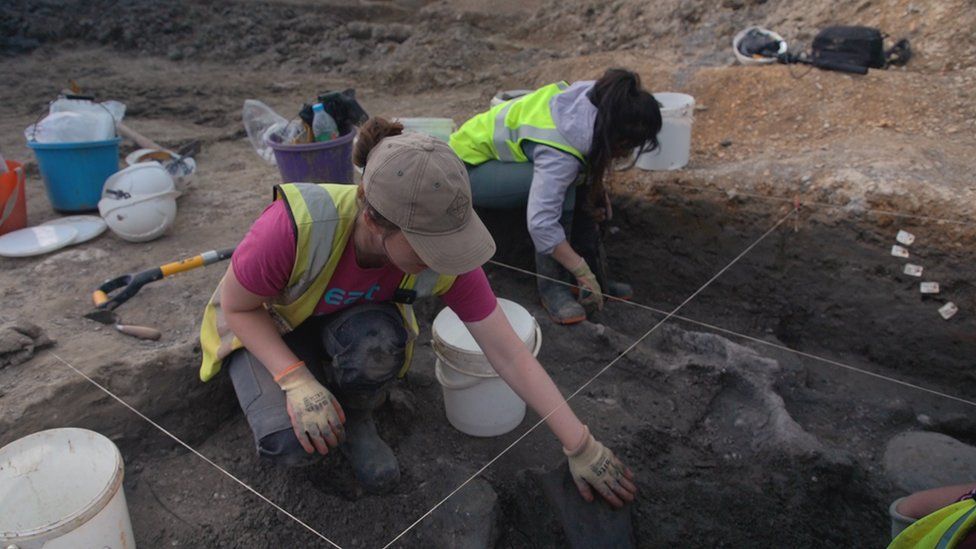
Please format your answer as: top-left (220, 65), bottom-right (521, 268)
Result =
top-left (811, 26), bottom-right (911, 71)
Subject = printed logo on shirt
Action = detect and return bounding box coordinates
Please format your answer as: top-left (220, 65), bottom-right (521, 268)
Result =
top-left (323, 284), bottom-right (381, 306)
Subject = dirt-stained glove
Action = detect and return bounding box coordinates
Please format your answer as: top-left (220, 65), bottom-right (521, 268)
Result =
top-left (564, 426), bottom-right (636, 508)
top-left (569, 258), bottom-right (604, 310)
top-left (275, 362), bottom-right (346, 455)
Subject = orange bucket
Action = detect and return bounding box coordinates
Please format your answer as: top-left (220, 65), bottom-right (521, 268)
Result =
top-left (0, 160), bottom-right (27, 236)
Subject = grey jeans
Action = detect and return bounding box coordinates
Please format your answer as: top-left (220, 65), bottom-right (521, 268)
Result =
top-left (226, 303), bottom-right (407, 467)
top-left (466, 159), bottom-right (577, 212)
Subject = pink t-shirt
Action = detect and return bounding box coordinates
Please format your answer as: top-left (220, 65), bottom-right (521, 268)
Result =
top-left (232, 201), bottom-right (497, 322)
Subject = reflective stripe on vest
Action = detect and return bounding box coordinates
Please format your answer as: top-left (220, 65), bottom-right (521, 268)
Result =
top-left (198, 183), bottom-right (456, 382)
top-left (278, 184), bottom-right (341, 303)
top-left (937, 505), bottom-right (976, 549)
top-left (450, 81), bottom-right (585, 166)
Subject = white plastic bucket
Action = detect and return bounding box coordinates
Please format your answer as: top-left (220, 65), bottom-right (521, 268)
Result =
top-left (636, 92), bottom-right (695, 171)
top-left (432, 298), bottom-right (541, 437)
top-left (0, 428), bottom-right (135, 549)
top-left (396, 117), bottom-right (456, 143)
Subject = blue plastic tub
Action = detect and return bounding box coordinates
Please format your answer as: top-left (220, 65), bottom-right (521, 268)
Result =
top-left (27, 138), bottom-right (121, 212)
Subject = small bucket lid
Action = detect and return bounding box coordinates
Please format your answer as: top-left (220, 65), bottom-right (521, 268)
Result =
top-left (0, 225), bottom-right (77, 258)
top-left (433, 298), bottom-right (536, 354)
top-left (40, 215), bottom-right (106, 245)
top-left (0, 428), bottom-right (124, 542)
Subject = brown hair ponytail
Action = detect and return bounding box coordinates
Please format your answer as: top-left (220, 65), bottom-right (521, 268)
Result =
top-left (353, 117), bottom-right (405, 168)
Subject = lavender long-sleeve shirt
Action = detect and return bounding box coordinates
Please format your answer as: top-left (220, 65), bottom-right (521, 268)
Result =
top-left (526, 81), bottom-right (597, 255)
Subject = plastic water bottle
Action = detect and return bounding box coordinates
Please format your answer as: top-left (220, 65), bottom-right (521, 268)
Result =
top-left (312, 103), bottom-right (338, 142)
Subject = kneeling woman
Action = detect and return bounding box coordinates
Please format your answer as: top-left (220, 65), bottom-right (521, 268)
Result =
top-left (450, 68), bottom-right (662, 324)
top-left (198, 118), bottom-right (635, 506)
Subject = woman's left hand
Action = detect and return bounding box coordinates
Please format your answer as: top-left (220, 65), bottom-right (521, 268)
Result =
top-left (569, 258), bottom-right (604, 310)
top-left (564, 427), bottom-right (636, 508)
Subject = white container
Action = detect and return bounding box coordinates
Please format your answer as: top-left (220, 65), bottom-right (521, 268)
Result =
top-left (636, 92), bottom-right (695, 171)
top-left (732, 26), bottom-right (787, 66)
top-left (396, 117), bottom-right (456, 143)
top-left (432, 298), bottom-right (541, 437)
top-left (0, 428), bottom-right (135, 549)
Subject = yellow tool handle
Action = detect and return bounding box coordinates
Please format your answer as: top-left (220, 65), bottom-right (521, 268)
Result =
top-left (160, 255), bottom-right (206, 277)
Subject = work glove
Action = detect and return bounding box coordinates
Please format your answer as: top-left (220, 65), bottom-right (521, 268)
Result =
top-left (276, 362), bottom-right (346, 455)
top-left (564, 427), bottom-right (636, 508)
top-left (569, 258), bottom-right (604, 310)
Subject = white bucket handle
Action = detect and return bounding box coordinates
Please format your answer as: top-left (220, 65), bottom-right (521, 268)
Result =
top-left (433, 319), bottom-right (542, 379)
top-left (434, 360), bottom-right (483, 390)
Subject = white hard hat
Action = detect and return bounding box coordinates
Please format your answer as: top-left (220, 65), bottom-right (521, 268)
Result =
top-left (98, 162), bottom-right (180, 242)
top-left (124, 148), bottom-right (196, 189)
top-left (732, 26), bottom-right (787, 66)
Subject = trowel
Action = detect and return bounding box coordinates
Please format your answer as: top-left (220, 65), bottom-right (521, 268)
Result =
top-left (84, 309), bottom-right (161, 341)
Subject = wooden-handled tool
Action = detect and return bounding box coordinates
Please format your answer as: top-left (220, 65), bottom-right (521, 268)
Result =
top-left (117, 122), bottom-right (164, 151)
top-left (84, 308), bottom-right (162, 341)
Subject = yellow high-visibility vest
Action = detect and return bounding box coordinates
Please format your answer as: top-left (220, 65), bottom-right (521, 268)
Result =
top-left (450, 82), bottom-right (586, 166)
top-left (888, 498), bottom-right (976, 549)
top-left (198, 183), bottom-right (456, 382)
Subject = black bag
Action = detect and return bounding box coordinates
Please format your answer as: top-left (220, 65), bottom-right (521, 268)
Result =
top-left (811, 26), bottom-right (886, 70)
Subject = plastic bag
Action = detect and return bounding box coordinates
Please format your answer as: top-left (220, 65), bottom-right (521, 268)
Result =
top-left (24, 95), bottom-right (124, 143)
top-left (50, 98), bottom-right (126, 124)
top-left (243, 99), bottom-right (288, 165)
top-left (24, 111), bottom-right (115, 143)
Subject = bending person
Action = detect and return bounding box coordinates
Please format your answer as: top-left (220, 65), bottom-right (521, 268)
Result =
top-left (450, 67), bottom-right (662, 324)
top-left (198, 118), bottom-right (636, 507)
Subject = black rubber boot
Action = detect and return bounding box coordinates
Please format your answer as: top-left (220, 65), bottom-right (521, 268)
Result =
top-left (341, 397), bottom-right (400, 494)
top-left (535, 252), bottom-right (586, 325)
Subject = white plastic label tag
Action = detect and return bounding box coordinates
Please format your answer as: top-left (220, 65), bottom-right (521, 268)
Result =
top-left (938, 302), bottom-right (958, 319)
top-left (903, 264), bottom-right (923, 277)
top-left (896, 230), bottom-right (915, 246)
top-left (920, 282), bottom-right (940, 294)
top-left (891, 245), bottom-right (910, 258)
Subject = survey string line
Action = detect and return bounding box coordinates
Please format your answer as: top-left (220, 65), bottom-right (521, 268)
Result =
top-left (646, 180), bottom-right (976, 228)
top-left (487, 258), bottom-right (976, 409)
top-left (48, 352), bottom-right (342, 549)
top-left (380, 207), bottom-right (797, 549)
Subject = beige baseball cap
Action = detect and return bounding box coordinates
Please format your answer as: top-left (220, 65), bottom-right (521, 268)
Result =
top-left (362, 132), bottom-right (496, 275)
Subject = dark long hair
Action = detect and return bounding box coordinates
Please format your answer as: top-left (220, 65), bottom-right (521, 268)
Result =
top-left (586, 68), bottom-right (663, 207)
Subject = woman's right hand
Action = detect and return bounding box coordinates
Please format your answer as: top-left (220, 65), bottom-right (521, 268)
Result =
top-left (569, 258), bottom-right (604, 310)
top-left (276, 363), bottom-right (346, 454)
top-left (564, 427), bottom-right (636, 508)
